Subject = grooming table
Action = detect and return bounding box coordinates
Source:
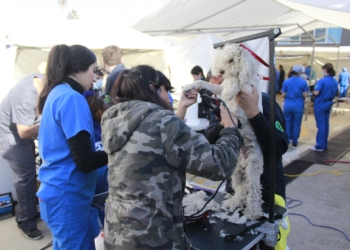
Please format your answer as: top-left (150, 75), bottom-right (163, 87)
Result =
top-left (186, 192), bottom-right (287, 250)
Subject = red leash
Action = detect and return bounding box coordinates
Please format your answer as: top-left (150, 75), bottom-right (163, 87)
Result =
top-left (239, 44), bottom-right (269, 68)
top-left (239, 43), bottom-right (270, 80)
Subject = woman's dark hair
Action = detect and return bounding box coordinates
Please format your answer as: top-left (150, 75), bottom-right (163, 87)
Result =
top-left (191, 65), bottom-right (205, 78)
top-left (38, 44), bottom-right (97, 114)
top-left (154, 71), bottom-right (175, 93)
top-left (95, 68), bottom-right (105, 77)
top-left (110, 65), bottom-right (171, 110)
top-left (84, 92), bottom-right (109, 123)
top-left (322, 63), bottom-right (336, 77)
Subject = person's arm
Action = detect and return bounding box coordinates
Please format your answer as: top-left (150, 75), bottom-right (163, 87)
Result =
top-left (16, 123), bottom-right (40, 139)
top-left (313, 79), bottom-right (322, 96)
top-left (237, 87), bottom-right (288, 159)
top-left (58, 92), bottom-right (108, 173)
top-left (67, 131), bottom-right (108, 173)
top-left (176, 89), bottom-right (198, 120)
top-left (11, 89), bottom-right (39, 139)
top-left (303, 81), bottom-right (309, 99)
top-left (203, 104), bottom-right (238, 144)
top-left (162, 109), bottom-right (242, 181)
top-left (204, 122), bottom-right (224, 144)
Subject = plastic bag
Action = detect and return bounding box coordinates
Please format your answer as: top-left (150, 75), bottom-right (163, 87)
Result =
top-left (94, 232), bottom-right (104, 250)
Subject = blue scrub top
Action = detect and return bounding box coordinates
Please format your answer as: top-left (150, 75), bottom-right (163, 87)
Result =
top-left (314, 75), bottom-right (338, 110)
top-left (37, 84), bottom-right (97, 210)
top-left (339, 71), bottom-right (350, 87)
top-left (282, 76), bottom-right (309, 109)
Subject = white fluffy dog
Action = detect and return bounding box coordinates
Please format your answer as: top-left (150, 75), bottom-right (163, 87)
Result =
top-left (183, 43), bottom-right (264, 222)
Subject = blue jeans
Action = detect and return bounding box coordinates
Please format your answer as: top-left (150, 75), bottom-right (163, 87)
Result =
top-left (340, 85), bottom-right (348, 98)
top-left (314, 107), bottom-right (331, 150)
top-left (40, 200), bottom-right (96, 250)
top-left (283, 104), bottom-right (304, 146)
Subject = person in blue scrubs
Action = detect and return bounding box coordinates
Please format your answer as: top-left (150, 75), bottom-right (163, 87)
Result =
top-left (338, 67), bottom-right (349, 98)
top-left (37, 45), bottom-right (108, 250)
top-left (311, 63), bottom-right (339, 151)
top-left (282, 65), bottom-right (309, 148)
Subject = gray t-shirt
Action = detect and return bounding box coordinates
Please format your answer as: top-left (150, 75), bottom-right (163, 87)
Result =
top-left (0, 74), bottom-right (43, 145)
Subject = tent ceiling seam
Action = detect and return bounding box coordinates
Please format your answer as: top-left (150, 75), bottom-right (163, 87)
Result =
top-left (178, 0), bottom-right (246, 31)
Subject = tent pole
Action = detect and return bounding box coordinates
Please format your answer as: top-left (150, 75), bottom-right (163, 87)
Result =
top-left (286, 52), bottom-right (288, 77)
top-left (305, 41), bottom-right (315, 122)
top-left (298, 24), bottom-right (316, 122)
top-left (336, 47), bottom-right (340, 73)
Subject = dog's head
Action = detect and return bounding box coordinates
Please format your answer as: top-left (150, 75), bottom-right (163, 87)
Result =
top-left (212, 43), bottom-right (258, 87)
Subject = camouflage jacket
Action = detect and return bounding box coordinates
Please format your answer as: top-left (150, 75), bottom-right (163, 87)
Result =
top-left (101, 100), bottom-right (241, 250)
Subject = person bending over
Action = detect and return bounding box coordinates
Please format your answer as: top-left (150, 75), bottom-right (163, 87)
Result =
top-left (102, 65), bottom-right (243, 250)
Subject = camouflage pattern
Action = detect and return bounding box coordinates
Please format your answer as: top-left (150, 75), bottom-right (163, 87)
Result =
top-left (101, 100), bottom-right (242, 250)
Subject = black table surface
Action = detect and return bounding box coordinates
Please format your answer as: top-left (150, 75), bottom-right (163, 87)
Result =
top-left (186, 192), bottom-right (286, 250)
top-left (187, 216), bottom-right (266, 250)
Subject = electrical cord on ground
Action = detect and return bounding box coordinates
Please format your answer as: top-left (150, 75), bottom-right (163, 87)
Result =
top-left (286, 197), bottom-right (350, 242)
top-left (40, 240), bottom-right (53, 250)
top-left (285, 169), bottom-right (350, 178)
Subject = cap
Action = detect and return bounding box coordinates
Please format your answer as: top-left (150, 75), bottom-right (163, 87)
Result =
top-left (292, 65), bottom-right (303, 73)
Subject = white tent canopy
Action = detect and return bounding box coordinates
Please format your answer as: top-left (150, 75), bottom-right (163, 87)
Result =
top-left (1, 0), bottom-right (173, 198)
top-left (133, 0), bottom-right (350, 39)
top-left (2, 0), bottom-right (170, 83)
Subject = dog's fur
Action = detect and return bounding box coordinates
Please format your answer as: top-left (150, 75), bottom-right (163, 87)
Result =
top-left (183, 43), bottom-right (264, 221)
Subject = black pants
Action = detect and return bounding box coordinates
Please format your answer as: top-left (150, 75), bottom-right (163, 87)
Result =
top-left (1, 138), bottom-right (37, 230)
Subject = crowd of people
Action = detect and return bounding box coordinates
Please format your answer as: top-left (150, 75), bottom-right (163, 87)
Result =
top-left (0, 43), bottom-right (346, 249)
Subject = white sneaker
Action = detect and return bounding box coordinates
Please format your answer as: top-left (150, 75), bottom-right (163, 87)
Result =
top-left (310, 146), bottom-right (324, 152)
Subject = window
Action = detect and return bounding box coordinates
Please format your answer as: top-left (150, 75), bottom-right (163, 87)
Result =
top-left (314, 27), bottom-right (342, 43)
top-left (277, 35), bottom-right (301, 45)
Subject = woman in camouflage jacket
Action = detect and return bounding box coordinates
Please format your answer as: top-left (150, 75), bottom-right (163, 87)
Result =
top-left (102, 65), bottom-right (242, 250)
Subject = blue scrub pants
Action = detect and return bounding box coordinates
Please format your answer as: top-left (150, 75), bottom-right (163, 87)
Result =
top-left (284, 104), bottom-right (304, 146)
top-left (314, 107), bottom-right (331, 150)
top-left (340, 85), bottom-right (348, 98)
top-left (96, 166), bottom-right (108, 227)
top-left (40, 200), bottom-right (96, 250)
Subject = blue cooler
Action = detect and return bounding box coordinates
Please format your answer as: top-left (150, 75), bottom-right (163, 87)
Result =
top-left (0, 192), bottom-right (13, 216)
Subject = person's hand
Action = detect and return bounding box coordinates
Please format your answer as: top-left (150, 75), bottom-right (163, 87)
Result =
top-left (236, 86), bottom-right (260, 119)
top-left (220, 103), bottom-right (238, 128)
top-left (176, 89), bottom-right (199, 120)
top-left (179, 89), bottom-right (199, 108)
